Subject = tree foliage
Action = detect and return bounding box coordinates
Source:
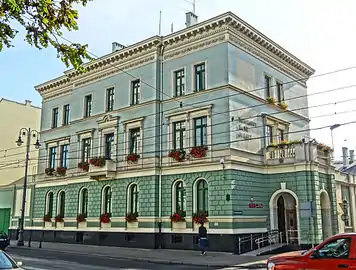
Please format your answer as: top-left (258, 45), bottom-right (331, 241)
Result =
top-left (0, 0), bottom-right (93, 71)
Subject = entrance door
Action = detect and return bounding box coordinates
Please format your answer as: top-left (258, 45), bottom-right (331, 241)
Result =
top-left (277, 196), bottom-right (286, 242)
top-left (0, 208), bottom-right (11, 234)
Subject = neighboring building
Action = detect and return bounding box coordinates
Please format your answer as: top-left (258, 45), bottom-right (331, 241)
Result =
top-left (0, 98), bottom-right (40, 233)
top-left (9, 11), bottom-right (338, 252)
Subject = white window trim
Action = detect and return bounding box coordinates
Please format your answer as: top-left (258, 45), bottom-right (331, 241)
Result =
top-left (264, 73), bottom-right (273, 99)
top-left (192, 178), bottom-right (209, 214)
top-left (191, 60), bottom-right (208, 92)
top-left (126, 182), bottom-right (139, 214)
top-left (123, 117), bottom-right (144, 158)
top-left (129, 77), bottom-right (142, 105)
top-left (76, 129), bottom-right (95, 162)
top-left (45, 191), bottom-right (54, 215)
top-left (99, 127), bottom-right (116, 158)
top-left (171, 67), bottom-right (187, 97)
top-left (78, 187), bottom-right (88, 214)
top-left (104, 84), bottom-right (116, 112)
top-left (56, 190), bottom-right (65, 216)
top-left (171, 180), bottom-right (186, 213)
top-left (264, 116), bottom-right (290, 143)
top-left (101, 185), bottom-right (112, 214)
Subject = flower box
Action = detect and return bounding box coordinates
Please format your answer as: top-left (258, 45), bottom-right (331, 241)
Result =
top-left (76, 213), bottom-right (87, 223)
top-left (190, 146), bottom-right (208, 158)
top-left (56, 222), bottom-right (64, 229)
top-left (126, 221), bottom-right (139, 229)
top-left (44, 221), bottom-right (52, 228)
top-left (78, 161), bottom-right (89, 172)
top-left (100, 213), bottom-right (111, 223)
top-left (172, 221), bottom-right (186, 230)
top-left (43, 214), bottom-right (52, 222)
top-left (266, 96), bottom-right (276, 105)
top-left (125, 212), bottom-right (138, 222)
top-left (56, 167), bottom-right (67, 176)
top-left (89, 157), bottom-right (106, 167)
top-left (170, 210), bottom-right (186, 223)
top-left (78, 222), bottom-right (87, 229)
top-left (54, 215), bottom-right (64, 223)
top-left (168, 150), bottom-right (186, 162)
top-left (101, 222), bottom-right (111, 229)
top-left (45, 168), bottom-right (55, 176)
top-left (278, 102), bottom-right (288, 110)
top-left (192, 211), bottom-right (209, 224)
top-left (127, 153), bottom-right (140, 163)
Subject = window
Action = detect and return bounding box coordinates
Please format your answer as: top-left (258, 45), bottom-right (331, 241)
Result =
top-left (45, 192), bottom-right (54, 217)
top-left (49, 147), bottom-right (57, 168)
top-left (277, 129), bottom-right (284, 143)
top-left (82, 138), bottom-right (91, 162)
top-left (193, 116), bottom-right (207, 147)
top-left (129, 128), bottom-right (140, 154)
top-left (52, 108), bottom-right (59, 128)
top-left (102, 186), bottom-right (112, 214)
top-left (79, 188), bottom-right (88, 216)
top-left (173, 121), bottom-right (186, 150)
top-left (104, 133), bottom-right (114, 159)
top-left (197, 180), bottom-right (208, 213)
top-left (131, 80), bottom-right (140, 105)
top-left (276, 81), bottom-right (284, 103)
top-left (129, 184), bottom-right (139, 214)
top-left (0, 251), bottom-right (17, 268)
top-left (58, 191), bottom-right (65, 217)
top-left (63, 104), bottom-right (70, 125)
top-left (194, 63), bottom-right (206, 91)
top-left (60, 144), bottom-right (69, 168)
top-left (175, 181), bottom-right (186, 213)
top-left (106, 88), bottom-right (115, 112)
top-left (174, 69), bottom-right (185, 96)
top-left (265, 125), bottom-right (273, 145)
top-left (316, 237), bottom-right (351, 259)
top-left (84, 95), bottom-right (92, 118)
top-left (264, 75), bottom-right (271, 98)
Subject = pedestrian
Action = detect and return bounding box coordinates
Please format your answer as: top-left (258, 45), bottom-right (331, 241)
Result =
top-left (198, 222), bottom-right (208, 255)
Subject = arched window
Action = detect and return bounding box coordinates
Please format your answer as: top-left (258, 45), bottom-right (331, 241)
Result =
top-left (45, 191), bottom-right (54, 217)
top-left (197, 179), bottom-right (208, 213)
top-left (174, 181), bottom-right (186, 213)
top-left (102, 186), bottom-right (112, 214)
top-left (78, 188), bottom-right (89, 216)
top-left (57, 191), bottom-right (66, 217)
top-left (128, 184), bottom-right (139, 214)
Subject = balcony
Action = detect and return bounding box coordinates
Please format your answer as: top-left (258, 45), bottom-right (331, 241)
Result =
top-left (265, 141), bottom-right (332, 166)
top-left (88, 158), bottom-right (117, 180)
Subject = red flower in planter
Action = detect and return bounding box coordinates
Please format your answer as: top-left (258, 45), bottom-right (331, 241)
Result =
top-left (78, 161), bottom-right (89, 171)
top-left (127, 153), bottom-right (140, 162)
top-left (125, 212), bottom-right (138, 222)
top-left (45, 168), bottom-right (55, 176)
top-left (100, 213), bottom-right (111, 223)
top-left (89, 157), bottom-right (106, 167)
top-left (168, 150), bottom-right (186, 162)
top-left (192, 211), bottom-right (209, 224)
top-left (56, 167), bottom-right (67, 176)
top-left (190, 146), bottom-right (208, 158)
top-left (43, 213), bottom-right (52, 222)
top-left (170, 210), bottom-right (186, 223)
top-left (76, 213), bottom-right (87, 223)
top-left (54, 215), bottom-right (64, 223)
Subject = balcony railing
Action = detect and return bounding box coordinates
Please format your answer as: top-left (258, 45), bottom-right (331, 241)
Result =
top-left (88, 159), bottom-right (116, 180)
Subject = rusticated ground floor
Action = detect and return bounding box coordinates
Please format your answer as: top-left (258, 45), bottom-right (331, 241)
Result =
top-left (9, 168), bottom-right (339, 253)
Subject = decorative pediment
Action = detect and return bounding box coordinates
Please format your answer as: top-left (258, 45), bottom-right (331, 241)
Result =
top-left (97, 114), bottom-right (120, 130)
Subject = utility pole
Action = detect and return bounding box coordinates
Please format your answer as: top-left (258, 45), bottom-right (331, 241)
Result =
top-left (15, 128), bottom-right (41, 246)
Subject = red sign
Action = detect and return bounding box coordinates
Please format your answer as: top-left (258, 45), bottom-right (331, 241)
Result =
top-left (248, 203), bottom-right (264, 208)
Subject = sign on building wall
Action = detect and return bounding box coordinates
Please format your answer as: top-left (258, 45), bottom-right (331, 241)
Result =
top-left (229, 100), bottom-right (262, 152)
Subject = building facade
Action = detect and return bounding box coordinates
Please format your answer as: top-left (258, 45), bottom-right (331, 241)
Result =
top-left (0, 98), bottom-right (40, 233)
top-left (9, 12), bottom-right (339, 252)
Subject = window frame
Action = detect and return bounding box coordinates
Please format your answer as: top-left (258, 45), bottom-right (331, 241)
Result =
top-left (102, 186), bottom-right (112, 214)
top-left (45, 192), bottom-right (54, 217)
top-left (106, 87), bottom-right (115, 112)
top-left (173, 121), bottom-right (186, 150)
top-left (129, 184), bottom-right (139, 214)
top-left (57, 191), bottom-right (65, 217)
top-left (63, 104), bottom-right (70, 126)
top-left (194, 63), bottom-right (206, 92)
top-left (104, 133), bottom-right (114, 159)
top-left (276, 81), bottom-right (284, 103)
top-left (265, 125), bottom-right (273, 145)
top-left (131, 79), bottom-right (140, 105)
top-left (193, 116), bottom-right (207, 147)
top-left (79, 188), bottom-right (89, 216)
top-left (196, 179), bottom-right (208, 213)
top-left (81, 138), bottom-right (91, 162)
top-left (175, 181), bottom-right (186, 213)
top-left (264, 74), bottom-right (272, 98)
top-left (48, 146), bottom-right (57, 169)
top-left (174, 69), bottom-right (185, 97)
top-left (52, 107), bottom-right (59, 128)
top-left (129, 128), bottom-right (140, 154)
top-left (84, 94), bottom-right (92, 118)
top-left (60, 144), bottom-right (69, 168)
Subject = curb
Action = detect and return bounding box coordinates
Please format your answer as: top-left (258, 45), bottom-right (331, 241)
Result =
top-left (8, 245), bottom-right (259, 268)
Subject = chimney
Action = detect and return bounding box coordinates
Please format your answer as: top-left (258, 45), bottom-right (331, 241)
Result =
top-left (342, 147), bottom-right (348, 166)
top-left (185, 12), bottom-right (198, 28)
top-left (350, 150), bottom-right (354, 164)
top-left (112, 42), bottom-right (126, 53)
top-left (25, 100), bottom-right (32, 106)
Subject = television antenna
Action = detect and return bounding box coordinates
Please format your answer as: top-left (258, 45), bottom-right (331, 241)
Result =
top-left (183, 0), bottom-right (196, 14)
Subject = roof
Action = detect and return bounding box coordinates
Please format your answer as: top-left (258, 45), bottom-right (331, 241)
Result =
top-left (339, 164), bottom-right (356, 175)
top-left (0, 98), bottom-right (41, 109)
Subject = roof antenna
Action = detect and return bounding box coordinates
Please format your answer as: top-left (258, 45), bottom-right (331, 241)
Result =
top-left (159, 11), bottom-right (162, 36)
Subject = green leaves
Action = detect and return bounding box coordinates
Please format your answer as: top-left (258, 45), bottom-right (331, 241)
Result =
top-left (0, 0), bottom-right (93, 71)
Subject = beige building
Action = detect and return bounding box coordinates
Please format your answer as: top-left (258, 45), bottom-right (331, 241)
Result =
top-left (0, 98), bottom-right (41, 233)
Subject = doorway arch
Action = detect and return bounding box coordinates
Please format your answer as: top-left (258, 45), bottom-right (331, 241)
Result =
top-left (320, 190), bottom-right (332, 240)
top-left (270, 189), bottom-right (299, 244)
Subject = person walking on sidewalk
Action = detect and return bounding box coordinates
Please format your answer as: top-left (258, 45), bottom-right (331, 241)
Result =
top-left (198, 222), bottom-right (208, 255)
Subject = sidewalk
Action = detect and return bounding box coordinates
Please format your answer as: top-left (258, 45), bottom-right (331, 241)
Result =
top-left (9, 240), bottom-right (268, 269)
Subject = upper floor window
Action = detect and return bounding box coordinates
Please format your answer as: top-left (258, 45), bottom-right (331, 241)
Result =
top-left (63, 104), bottom-right (70, 125)
top-left (131, 80), bottom-right (140, 105)
top-left (129, 128), bottom-right (140, 154)
top-left (173, 121), bottom-right (185, 150)
top-left (264, 75), bottom-right (272, 98)
top-left (174, 69), bottom-right (185, 96)
top-left (276, 81), bottom-right (284, 103)
top-left (52, 108), bottom-right (59, 128)
top-left (49, 147), bottom-right (57, 168)
top-left (265, 125), bottom-right (273, 146)
top-left (60, 144), bottom-right (69, 168)
top-left (82, 138), bottom-right (91, 162)
top-left (84, 95), bottom-right (92, 118)
top-left (106, 88), bottom-right (115, 112)
top-left (194, 63), bottom-right (206, 91)
top-left (104, 133), bottom-right (114, 159)
top-left (193, 116), bottom-right (207, 147)
top-left (102, 186), bottom-right (112, 214)
top-left (277, 129), bottom-right (284, 143)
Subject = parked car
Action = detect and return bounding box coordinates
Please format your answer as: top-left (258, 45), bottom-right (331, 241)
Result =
top-left (267, 233), bottom-right (356, 269)
top-left (0, 232), bottom-right (10, 251)
top-left (0, 250), bottom-right (23, 269)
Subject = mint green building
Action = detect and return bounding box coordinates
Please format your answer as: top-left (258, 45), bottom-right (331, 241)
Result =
top-left (9, 11), bottom-right (338, 252)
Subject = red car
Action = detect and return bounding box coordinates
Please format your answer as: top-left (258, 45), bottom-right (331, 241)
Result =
top-left (267, 233), bottom-right (356, 269)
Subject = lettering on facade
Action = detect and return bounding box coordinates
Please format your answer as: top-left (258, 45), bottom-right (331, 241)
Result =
top-left (235, 117), bottom-right (257, 140)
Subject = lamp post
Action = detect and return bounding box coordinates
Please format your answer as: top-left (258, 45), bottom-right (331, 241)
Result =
top-left (15, 128), bottom-right (41, 246)
top-left (330, 124), bottom-right (341, 160)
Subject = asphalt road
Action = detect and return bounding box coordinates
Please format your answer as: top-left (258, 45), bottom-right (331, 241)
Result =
top-left (5, 248), bottom-right (222, 270)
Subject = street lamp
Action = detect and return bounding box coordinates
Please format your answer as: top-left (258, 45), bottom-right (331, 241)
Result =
top-left (330, 124), bottom-right (341, 161)
top-left (15, 128), bottom-right (41, 246)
